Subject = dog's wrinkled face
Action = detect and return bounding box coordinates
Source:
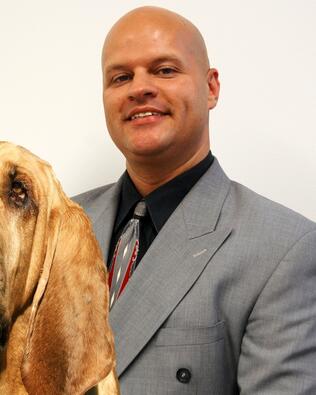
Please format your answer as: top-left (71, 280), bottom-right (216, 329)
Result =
top-left (0, 142), bottom-right (60, 347)
top-left (0, 142), bottom-right (119, 394)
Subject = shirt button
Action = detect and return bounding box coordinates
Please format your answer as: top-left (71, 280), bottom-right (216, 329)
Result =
top-left (176, 368), bottom-right (192, 384)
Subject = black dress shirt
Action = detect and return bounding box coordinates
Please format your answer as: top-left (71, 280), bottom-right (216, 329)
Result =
top-left (107, 152), bottom-right (214, 269)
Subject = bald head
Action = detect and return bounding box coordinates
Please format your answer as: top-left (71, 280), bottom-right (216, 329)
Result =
top-left (101, 5), bottom-right (220, 180)
top-left (102, 6), bottom-right (210, 74)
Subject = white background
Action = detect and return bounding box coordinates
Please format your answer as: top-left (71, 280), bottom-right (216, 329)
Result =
top-left (1, 1), bottom-right (315, 221)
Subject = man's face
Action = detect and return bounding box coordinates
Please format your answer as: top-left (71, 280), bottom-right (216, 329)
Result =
top-left (102, 18), bottom-right (219, 166)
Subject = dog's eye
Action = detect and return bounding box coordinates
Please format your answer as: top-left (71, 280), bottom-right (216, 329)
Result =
top-left (9, 180), bottom-right (28, 207)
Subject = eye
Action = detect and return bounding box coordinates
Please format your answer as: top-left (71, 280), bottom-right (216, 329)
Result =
top-left (112, 74), bottom-right (131, 84)
top-left (9, 180), bottom-right (28, 208)
top-left (156, 67), bottom-right (177, 76)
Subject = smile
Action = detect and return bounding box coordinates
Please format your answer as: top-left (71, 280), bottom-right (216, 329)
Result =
top-left (130, 112), bottom-right (163, 120)
top-left (126, 107), bottom-right (171, 121)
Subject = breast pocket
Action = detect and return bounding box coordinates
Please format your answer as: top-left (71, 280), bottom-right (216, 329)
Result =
top-left (151, 321), bottom-right (229, 395)
top-left (155, 320), bottom-right (225, 347)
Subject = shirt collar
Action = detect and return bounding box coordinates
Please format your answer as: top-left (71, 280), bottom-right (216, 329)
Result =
top-left (115, 151), bottom-right (214, 233)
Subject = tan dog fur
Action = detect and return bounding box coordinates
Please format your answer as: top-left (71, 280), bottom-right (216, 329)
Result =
top-left (0, 142), bottom-right (120, 394)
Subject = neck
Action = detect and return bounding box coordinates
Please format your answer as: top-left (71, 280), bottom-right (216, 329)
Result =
top-left (126, 146), bottom-right (209, 196)
top-left (0, 308), bottom-right (30, 394)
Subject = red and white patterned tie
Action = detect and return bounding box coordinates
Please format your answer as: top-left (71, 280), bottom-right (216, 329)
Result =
top-left (108, 200), bottom-right (146, 309)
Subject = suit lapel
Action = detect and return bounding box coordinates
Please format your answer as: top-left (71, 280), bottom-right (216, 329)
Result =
top-left (109, 158), bottom-right (233, 376)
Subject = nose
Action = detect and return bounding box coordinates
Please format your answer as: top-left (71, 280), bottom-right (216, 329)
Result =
top-left (127, 72), bottom-right (158, 102)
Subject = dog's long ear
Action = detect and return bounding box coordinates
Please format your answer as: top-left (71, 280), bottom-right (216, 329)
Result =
top-left (21, 204), bottom-right (116, 395)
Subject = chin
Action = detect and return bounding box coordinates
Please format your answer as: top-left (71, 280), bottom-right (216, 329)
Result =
top-left (127, 136), bottom-right (174, 157)
top-left (127, 144), bottom-right (172, 160)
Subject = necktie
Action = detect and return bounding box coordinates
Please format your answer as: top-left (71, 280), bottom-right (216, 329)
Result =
top-left (108, 200), bottom-right (147, 309)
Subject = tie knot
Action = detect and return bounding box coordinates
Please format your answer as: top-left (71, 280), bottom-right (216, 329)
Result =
top-left (133, 200), bottom-right (146, 218)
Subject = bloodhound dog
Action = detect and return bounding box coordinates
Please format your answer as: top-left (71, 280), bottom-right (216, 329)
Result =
top-left (0, 142), bottom-right (120, 395)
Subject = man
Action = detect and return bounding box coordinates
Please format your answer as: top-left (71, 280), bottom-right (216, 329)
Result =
top-left (74, 6), bottom-right (316, 394)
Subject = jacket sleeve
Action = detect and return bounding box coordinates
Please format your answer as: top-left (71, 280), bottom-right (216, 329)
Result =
top-left (238, 229), bottom-right (316, 394)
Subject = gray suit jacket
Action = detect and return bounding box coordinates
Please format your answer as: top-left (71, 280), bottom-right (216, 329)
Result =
top-left (74, 158), bottom-right (316, 395)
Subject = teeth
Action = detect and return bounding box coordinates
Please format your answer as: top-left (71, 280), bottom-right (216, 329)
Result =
top-left (131, 112), bottom-right (161, 120)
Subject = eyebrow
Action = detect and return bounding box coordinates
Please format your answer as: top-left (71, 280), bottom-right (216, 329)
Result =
top-left (104, 55), bottom-right (184, 75)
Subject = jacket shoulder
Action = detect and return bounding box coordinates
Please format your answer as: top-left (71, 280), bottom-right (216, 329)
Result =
top-left (71, 183), bottom-right (115, 207)
top-left (229, 180), bottom-right (316, 241)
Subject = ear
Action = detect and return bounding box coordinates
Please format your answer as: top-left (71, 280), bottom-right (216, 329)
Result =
top-left (21, 205), bottom-right (117, 395)
top-left (207, 68), bottom-right (220, 110)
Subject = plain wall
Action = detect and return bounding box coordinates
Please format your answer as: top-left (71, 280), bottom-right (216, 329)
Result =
top-left (1, 0), bottom-right (315, 221)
